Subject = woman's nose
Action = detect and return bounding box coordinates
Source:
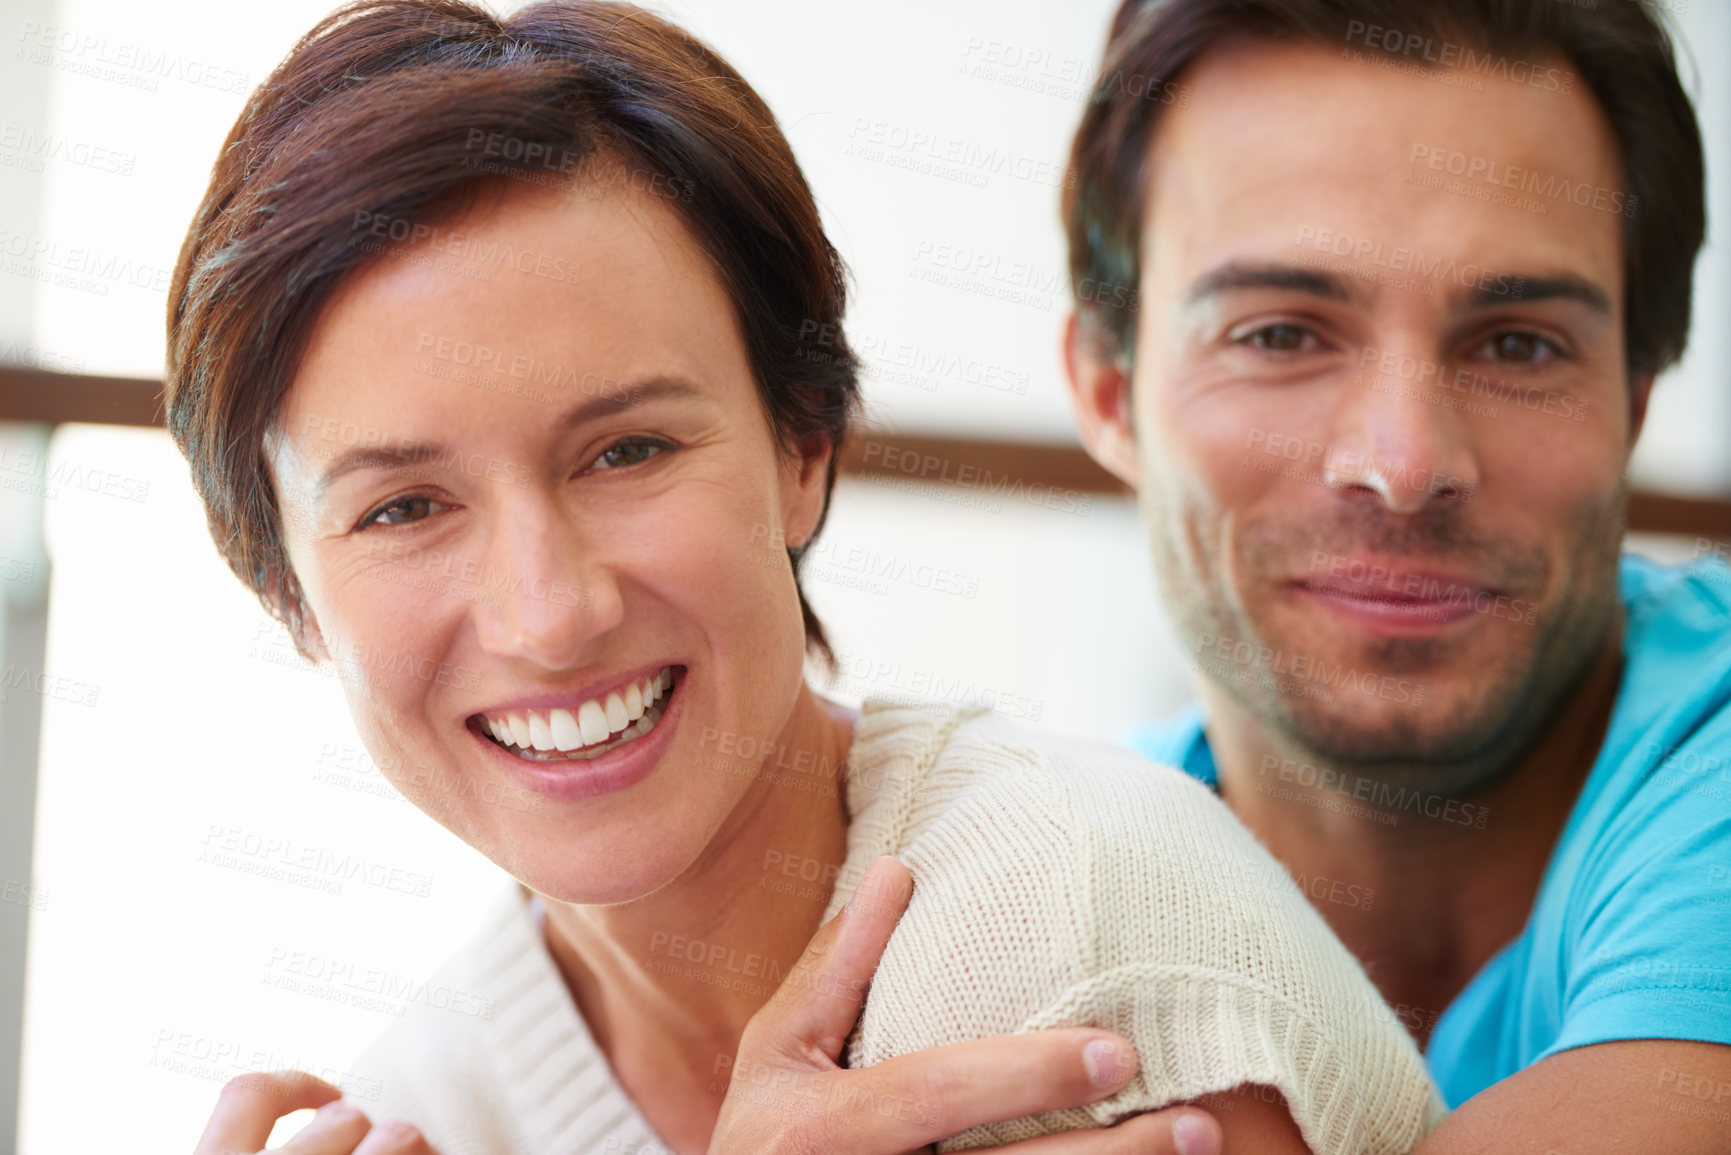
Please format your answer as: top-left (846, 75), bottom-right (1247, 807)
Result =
top-left (471, 497), bottom-right (623, 670)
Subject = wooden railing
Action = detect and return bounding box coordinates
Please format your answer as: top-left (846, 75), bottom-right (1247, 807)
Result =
top-left (5, 365), bottom-right (1729, 544)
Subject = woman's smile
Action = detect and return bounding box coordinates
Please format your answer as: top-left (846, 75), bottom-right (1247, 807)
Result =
top-left (474, 664), bottom-right (678, 760)
top-left (467, 664), bottom-right (686, 801)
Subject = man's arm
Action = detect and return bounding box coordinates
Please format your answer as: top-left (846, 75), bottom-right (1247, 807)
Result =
top-left (1194, 1087), bottom-right (1310, 1154)
top-left (1415, 1039), bottom-right (1731, 1153)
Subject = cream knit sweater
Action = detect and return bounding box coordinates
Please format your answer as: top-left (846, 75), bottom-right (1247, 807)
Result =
top-left (341, 699), bottom-right (1445, 1154)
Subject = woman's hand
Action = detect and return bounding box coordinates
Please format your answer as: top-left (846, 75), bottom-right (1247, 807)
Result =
top-left (708, 855), bottom-right (1225, 1155)
top-left (193, 1071), bottom-right (439, 1154)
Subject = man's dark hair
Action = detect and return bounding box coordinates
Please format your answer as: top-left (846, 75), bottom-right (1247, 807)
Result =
top-left (1064, 0), bottom-right (1705, 378)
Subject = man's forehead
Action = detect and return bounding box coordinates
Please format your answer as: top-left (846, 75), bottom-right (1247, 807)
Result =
top-left (1145, 37), bottom-right (1619, 196)
top-left (1139, 37), bottom-right (1624, 295)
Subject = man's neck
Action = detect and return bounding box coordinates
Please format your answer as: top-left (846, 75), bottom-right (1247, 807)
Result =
top-left (536, 686), bottom-right (855, 1154)
top-left (1201, 619), bottom-right (1625, 1046)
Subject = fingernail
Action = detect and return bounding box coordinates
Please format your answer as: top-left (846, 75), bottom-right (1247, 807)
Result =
top-left (1173, 1112), bottom-right (1221, 1155)
top-left (1083, 1039), bottom-right (1130, 1089)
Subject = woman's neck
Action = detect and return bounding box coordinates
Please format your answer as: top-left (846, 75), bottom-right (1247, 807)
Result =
top-left (536, 683), bottom-right (858, 1153)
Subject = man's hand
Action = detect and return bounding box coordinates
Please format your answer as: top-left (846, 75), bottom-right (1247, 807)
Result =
top-left (1417, 1038), bottom-right (1731, 1154)
top-left (708, 855), bottom-right (1228, 1155)
top-left (193, 1070), bottom-right (438, 1155)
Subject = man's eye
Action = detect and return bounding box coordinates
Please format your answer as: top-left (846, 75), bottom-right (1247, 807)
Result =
top-left (360, 494), bottom-right (446, 529)
top-left (1239, 323), bottom-right (1314, 352)
top-left (593, 437), bottom-right (669, 470)
top-left (1477, 331), bottom-right (1559, 365)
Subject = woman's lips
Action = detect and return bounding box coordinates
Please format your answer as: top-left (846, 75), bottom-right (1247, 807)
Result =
top-left (468, 669), bottom-right (685, 801)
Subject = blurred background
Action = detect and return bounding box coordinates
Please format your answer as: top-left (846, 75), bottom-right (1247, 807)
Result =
top-left (0, 0), bottom-right (1726, 1149)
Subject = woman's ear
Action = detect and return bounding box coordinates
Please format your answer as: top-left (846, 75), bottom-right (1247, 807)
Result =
top-left (292, 606), bottom-right (331, 665)
top-left (780, 429), bottom-right (836, 551)
top-left (265, 562), bottom-right (330, 665)
top-left (1063, 310), bottom-right (1140, 488)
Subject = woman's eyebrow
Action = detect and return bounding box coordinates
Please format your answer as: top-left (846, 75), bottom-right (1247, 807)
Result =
top-left (311, 377), bottom-right (704, 500)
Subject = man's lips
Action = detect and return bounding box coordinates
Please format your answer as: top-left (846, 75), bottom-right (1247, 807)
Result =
top-left (1292, 566), bottom-right (1504, 629)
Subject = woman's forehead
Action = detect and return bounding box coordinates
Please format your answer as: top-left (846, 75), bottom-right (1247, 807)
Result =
top-left (294, 182), bottom-right (742, 404)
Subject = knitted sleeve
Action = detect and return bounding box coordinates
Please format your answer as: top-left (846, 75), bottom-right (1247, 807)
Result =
top-left (838, 708), bottom-right (1447, 1155)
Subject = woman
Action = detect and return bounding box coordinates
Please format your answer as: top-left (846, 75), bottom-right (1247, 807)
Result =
top-left (169, 3), bottom-right (1444, 1153)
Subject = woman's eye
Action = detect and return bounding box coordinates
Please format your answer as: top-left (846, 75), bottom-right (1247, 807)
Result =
top-left (593, 437), bottom-right (669, 470)
top-left (1475, 331), bottom-right (1560, 365)
top-left (1237, 323), bottom-right (1316, 353)
top-left (360, 494), bottom-right (446, 529)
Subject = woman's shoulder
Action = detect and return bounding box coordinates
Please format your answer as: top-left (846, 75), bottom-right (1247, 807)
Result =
top-left (839, 700), bottom-right (1293, 1023)
top-left (846, 698), bottom-right (1233, 856)
top-left (845, 702), bottom-right (1446, 1152)
top-left (850, 701), bottom-right (1375, 993)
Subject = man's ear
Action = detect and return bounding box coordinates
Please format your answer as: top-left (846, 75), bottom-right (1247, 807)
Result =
top-left (1063, 311), bottom-right (1139, 487)
top-left (1628, 369), bottom-right (1656, 448)
top-left (781, 429), bottom-right (836, 551)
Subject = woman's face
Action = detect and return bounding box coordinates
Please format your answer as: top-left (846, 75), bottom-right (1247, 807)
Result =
top-left (267, 178), bottom-right (830, 904)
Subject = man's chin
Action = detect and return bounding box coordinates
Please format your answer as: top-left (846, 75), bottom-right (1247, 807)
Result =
top-left (1222, 660), bottom-right (1525, 780)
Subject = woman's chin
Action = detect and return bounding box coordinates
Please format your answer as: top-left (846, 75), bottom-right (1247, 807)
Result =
top-left (515, 847), bottom-right (696, 907)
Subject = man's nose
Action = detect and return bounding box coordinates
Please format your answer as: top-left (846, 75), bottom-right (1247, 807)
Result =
top-left (1325, 348), bottom-right (1482, 513)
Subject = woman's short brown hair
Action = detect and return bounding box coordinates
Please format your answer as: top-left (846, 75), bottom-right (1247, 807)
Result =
top-left (1064, 0), bottom-right (1705, 379)
top-left (166, 0), bottom-right (860, 661)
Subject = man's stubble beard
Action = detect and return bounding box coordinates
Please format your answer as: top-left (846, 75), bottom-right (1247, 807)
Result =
top-left (1141, 471), bottom-right (1627, 796)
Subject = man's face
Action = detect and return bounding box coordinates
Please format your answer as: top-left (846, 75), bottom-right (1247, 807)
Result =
top-left (1076, 39), bottom-right (1642, 788)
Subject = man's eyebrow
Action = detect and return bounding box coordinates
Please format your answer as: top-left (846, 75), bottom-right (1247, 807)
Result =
top-left (1464, 274), bottom-right (1611, 314)
top-left (311, 376), bottom-right (702, 500)
top-left (1184, 262), bottom-right (1358, 308)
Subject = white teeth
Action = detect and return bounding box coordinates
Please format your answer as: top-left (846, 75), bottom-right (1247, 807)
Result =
top-left (528, 712), bottom-right (556, 752)
top-left (492, 695), bottom-right (668, 762)
top-left (549, 707), bottom-right (584, 751)
top-left (482, 668), bottom-right (675, 756)
top-left (578, 700), bottom-right (610, 745)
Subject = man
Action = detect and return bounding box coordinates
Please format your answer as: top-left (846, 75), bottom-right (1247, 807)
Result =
top-left (1057, 0), bottom-right (1731, 1148)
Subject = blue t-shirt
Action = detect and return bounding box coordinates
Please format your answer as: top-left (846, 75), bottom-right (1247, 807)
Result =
top-left (1127, 554), bottom-right (1731, 1107)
